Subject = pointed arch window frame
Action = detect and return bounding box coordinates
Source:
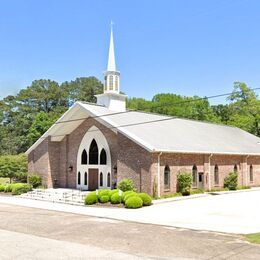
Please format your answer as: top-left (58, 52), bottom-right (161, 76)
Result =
top-left (100, 148), bottom-right (107, 165)
top-left (192, 165), bottom-right (198, 187)
top-left (100, 172), bottom-right (103, 187)
top-left (250, 165), bottom-right (254, 183)
top-left (164, 165), bottom-right (170, 190)
top-left (214, 165), bottom-right (219, 186)
top-left (81, 149), bottom-right (88, 165)
top-left (89, 139), bottom-right (99, 165)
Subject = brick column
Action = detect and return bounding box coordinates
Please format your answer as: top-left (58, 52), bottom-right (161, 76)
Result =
top-left (204, 154), bottom-right (212, 191)
top-left (241, 155), bottom-right (249, 186)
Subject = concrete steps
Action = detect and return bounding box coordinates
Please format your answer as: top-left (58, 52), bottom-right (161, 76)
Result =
top-left (20, 188), bottom-right (89, 206)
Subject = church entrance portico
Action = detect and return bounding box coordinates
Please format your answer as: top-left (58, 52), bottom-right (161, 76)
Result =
top-left (76, 126), bottom-right (112, 191)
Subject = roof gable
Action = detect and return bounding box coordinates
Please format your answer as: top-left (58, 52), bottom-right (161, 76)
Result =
top-left (26, 101), bottom-right (260, 156)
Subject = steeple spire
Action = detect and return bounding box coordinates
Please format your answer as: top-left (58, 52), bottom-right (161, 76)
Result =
top-left (95, 23), bottom-right (127, 112)
top-left (107, 22), bottom-right (116, 71)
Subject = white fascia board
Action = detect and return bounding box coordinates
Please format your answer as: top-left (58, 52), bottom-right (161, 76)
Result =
top-left (151, 148), bottom-right (260, 156)
top-left (25, 102), bottom-right (84, 155)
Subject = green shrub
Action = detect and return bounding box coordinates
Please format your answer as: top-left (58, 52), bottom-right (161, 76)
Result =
top-left (138, 193), bottom-right (152, 206)
top-left (111, 193), bottom-right (122, 204)
top-left (191, 188), bottom-right (205, 195)
top-left (99, 195), bottom-right (110, 203)
top-left (98, 189), bottom-right (110, 199)
top-left (122, 190), bottom-right (134, 201)
top-left (28, 175), bottom-right (42, 188)
top-left (177, 172), bottom-right (192, 196)
top-left (117, 178), bottom-right (135, 192)
top-left (237, 186), bottom-right (250, 190)
top-left (108, 189), bottom-right (119, 199)
top-left (4, 184), bottom-right (12, 193)
top-left (0, 184), bottom-right (5, 192)
top-left (125, 196), bottom-right (143, 209)
top-left (11, 183), bottom-right (32, 195)
top-left (224, 172), bottom-right (238, 190)
top-left (123, 192), bottom-right (137, 203)
top-left (85, 193), bottom-right (98, 205)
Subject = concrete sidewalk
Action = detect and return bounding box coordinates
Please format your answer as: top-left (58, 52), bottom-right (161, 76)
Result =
top-left (1, 189), bottom-right (260, 234)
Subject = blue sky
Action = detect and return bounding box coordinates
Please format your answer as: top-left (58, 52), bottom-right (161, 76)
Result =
top-left (0, 0), bottom-right (260, 103)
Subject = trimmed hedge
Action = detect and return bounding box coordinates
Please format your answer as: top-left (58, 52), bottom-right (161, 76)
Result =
top-left (122, 191), bottom-right (135, 202)
top-left (100, 195), bottom-right (109, 203)
top-left (85, 193), bottom-right (98, 205)
top-left (125, 196), bottom-right (143, 209)
top-left (11, 183), bottom-right (32, 195)
top-left (138, 193), bottom-right (152, 206)
top-left (4, 184), bottom-right (12, 193)
top-left (111, 193), bottom-right (122, 204)
top-left (98, 189), bottom-right (110, 198)
top-left (0, 185), bottom-right (5, 192)
top-left (124, 192), bottom-right (137, 203)
top-left (108, 189), bottom-right (119, 199)
top-left (0, 183), bottom-right (32, 195)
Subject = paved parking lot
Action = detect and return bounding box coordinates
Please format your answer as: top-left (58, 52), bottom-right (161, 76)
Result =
top-left (0, 203), bottom-right (260, 259)
top-left (0, 189), bottom-right (260, 234)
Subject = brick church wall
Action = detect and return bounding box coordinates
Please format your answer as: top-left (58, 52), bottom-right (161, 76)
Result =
top-left (117, 133), bottom-right (152, 194)
top-left (150, 153), bottom-right (260, 196)
top-left (28, 117), bottom-right (260, 196)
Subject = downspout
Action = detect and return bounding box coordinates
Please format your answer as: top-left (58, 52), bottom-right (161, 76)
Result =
top-left (157, 152), bottom-right (163, 198)
top-left (245, 155), bottom-right (249, 186)
top-left (208, 154), bottom-right (213, 191)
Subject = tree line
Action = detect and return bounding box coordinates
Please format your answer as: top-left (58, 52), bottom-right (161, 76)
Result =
top-left (0, 78), bottom-right (259, 155)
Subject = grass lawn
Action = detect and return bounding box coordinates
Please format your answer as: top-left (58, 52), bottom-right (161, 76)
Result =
top-left (245, 233), bottom-right (260, 244)
top-left (0, 178), bottom-right (10, 185)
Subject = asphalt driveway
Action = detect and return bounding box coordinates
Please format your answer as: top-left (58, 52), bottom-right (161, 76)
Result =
top-left (0, 189), bottom-right (260, 234)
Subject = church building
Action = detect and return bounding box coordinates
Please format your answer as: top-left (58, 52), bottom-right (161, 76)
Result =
top-left (26, 27), bottom-right (260, 197)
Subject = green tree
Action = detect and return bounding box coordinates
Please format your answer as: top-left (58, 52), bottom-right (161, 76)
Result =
top-left (227, 82), bottom-right (260, 136)
top-left (27, 111), bottom-right (60, 147)
top-left (0, 154), bottom-right (27, 183)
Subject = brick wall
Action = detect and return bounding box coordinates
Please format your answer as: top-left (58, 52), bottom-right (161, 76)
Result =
top-left (28, 117), bottom-right (260, 196)
top-left (151, 153), bottom-right (260, 196)
top-left (117, 133), bottom-right (152, 194)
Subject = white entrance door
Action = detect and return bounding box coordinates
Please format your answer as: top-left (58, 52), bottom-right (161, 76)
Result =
top-left (77, 170), bottom-right (88, 190)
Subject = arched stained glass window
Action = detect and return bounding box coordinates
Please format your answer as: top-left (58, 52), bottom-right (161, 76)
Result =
top-left (89, 139), bottom-right (98, 164)
top-left (192, 165), bottom-right (197, 187)
top-left (107, 172), bottom-right (111, 187)
top-left (100, 149), bottom-right (107, 165)
top-left (164, 165), bottom-right (170, 190)
top-left (214, 165), bottom-right (219, 185)
top-left (250, 165), bottom-right (253, 182)
top-left (84, 172), bottom-right (88, 186)
top-left (81, 149), bottom-right (87, 164)
top-left (78, 172), bottom-right (81, 185)
top-left (100, 172), bottom-right (103, 186)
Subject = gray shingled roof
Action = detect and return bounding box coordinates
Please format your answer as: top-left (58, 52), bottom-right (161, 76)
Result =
top-left (26, 101), bottom-right (260, 155)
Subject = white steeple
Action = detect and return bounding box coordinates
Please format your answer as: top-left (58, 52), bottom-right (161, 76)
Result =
top-left (107, 24), bottom-right (116, 71)
top-left (95, 23), bottom-right (127, 112)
